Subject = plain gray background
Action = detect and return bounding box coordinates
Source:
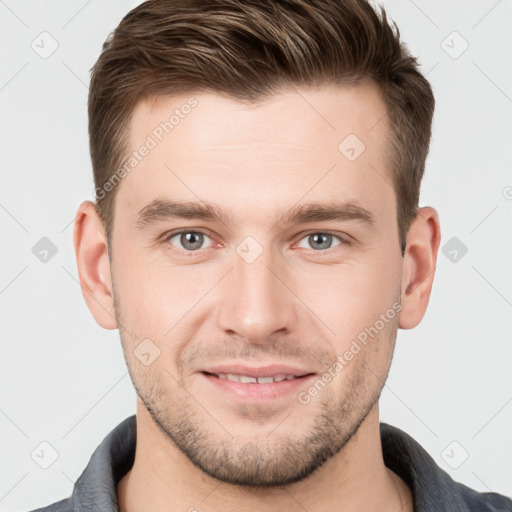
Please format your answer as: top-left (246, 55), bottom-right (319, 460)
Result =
top-left (1, 1), bottom-right (511, 510)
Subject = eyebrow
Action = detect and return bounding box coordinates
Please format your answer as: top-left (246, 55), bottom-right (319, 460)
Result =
top-left (134, 197), bottom-right (376, 231)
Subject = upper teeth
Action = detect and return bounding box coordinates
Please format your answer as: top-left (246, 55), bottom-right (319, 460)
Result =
top-left (215, 373), bottom-right (299, 383)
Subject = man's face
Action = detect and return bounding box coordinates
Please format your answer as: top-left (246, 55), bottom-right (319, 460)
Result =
top-left (110, 84), bottom-right (403, 486)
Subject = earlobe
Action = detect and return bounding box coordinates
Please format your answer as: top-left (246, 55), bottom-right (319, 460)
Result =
top-left (398, 207), bottom-right (441, 330)
top-left (73, 201), bottom-right (118, 330)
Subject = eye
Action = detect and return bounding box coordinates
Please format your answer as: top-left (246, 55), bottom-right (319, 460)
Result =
top-left (295, 232), bottom-right (345, 252)
top-left (165, 230), bottom-right (214, 253)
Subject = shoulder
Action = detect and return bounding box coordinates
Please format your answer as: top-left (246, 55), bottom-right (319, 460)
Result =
top-left (24, 415), bottom-right (136, 512)
top-left (457, 483), bottom-right (512, 511)
top-left (380, 422), bottom-right (512, 511)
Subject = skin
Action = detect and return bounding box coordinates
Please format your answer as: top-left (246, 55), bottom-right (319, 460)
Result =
top-left (74, 83), bottom-right (441, 512)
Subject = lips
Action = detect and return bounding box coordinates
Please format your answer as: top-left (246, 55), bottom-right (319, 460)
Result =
top-left (200, 363), bottom-right (314, 380)
top-left (200, 367), bottom-right (316, 400)
top-left (204, 372), bottom-right (304, 384)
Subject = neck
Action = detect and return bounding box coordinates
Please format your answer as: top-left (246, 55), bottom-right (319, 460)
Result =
top-left (117, 400), bottom-right (413, 512)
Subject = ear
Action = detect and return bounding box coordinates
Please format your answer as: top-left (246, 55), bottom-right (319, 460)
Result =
top-left (398, 206), bottom-right (441, 330)
top-left (73, 201), bottom-right (118, 330)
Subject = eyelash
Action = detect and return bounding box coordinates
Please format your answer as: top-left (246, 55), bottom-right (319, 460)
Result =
top-left (161, 229), bottom-right (350, 258)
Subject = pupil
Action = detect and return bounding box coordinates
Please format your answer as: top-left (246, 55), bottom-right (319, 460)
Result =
top-left (182, 232), bottom-right (202, 250)
top-left (311, 233), bottom-right (330, 250)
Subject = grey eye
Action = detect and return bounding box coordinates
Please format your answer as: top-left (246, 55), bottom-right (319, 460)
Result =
top-left (169, 231), bottom-right (212, 251)
top-left (297, 233), bottom-right (343, 251)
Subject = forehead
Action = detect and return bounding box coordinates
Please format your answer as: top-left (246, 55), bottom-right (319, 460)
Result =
top-left (116, 83), bottom-right (394, 228)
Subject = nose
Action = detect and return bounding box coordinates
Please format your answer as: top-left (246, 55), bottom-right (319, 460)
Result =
top-left (216, 243), bottom-right (300, 344)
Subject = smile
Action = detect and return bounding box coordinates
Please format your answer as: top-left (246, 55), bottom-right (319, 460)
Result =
top-left (205, 372), bottom-right (303, 384)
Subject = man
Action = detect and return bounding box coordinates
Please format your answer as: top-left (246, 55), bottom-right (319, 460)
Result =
top-left (29, 0), bottom-right (512, 511)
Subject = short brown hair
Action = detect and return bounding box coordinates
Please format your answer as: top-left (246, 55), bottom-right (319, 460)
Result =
top-left (88, 0), bottom-right (435, 255)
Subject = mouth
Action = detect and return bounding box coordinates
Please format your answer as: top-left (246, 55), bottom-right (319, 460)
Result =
top-left (199, 371), bottom-right (316, 400)
top-left (202, 371), bottom-right (312, 384)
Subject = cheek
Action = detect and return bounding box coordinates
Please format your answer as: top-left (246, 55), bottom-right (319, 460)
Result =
top-left (296, 255), bottom-right (401, 337)
top-left (111, 248), bottom-right (170, 337)
top-left (113, 249), bottom-right (218, 341)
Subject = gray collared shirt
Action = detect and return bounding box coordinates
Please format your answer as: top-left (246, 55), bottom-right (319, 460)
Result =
top-left (28, 415), bottom-right (512, 511)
